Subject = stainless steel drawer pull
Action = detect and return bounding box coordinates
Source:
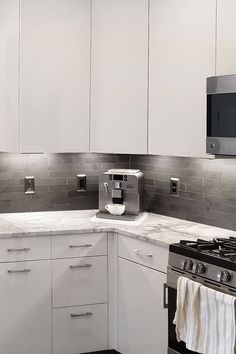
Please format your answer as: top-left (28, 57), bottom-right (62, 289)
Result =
top-left (132, 249), bottom-right (153, 258)
top-left (8, 269), bottom-right (31, 274)
top-left (7, 248), bottom-right (31, 252)
top-left (69, 264), bottom-right (92, 269)
top-left (69, 244), bottom-right (92, 248)
top-left (70, 312), bottom-right (93, 318)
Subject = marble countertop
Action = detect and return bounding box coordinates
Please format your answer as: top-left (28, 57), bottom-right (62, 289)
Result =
top-left (0, 209), bottom-right (235, 248)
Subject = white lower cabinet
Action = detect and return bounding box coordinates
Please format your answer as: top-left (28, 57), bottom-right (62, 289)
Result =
top-left (0, 232), bottom-right (169, 354)
top-left (52, 233), bottom-right (108, 259)
top-left (0, 260), bottom-right (51, 354)
top-left (53, 304), bottom-right (108, 354)
top-left (52, 235), bottom-right (109, 354)
top-left (52, 256), bottom-right (108, 308)
top-left (118, 257), bottom-right (168, 354)
top-left (0, 236), bottom-right (51, 262)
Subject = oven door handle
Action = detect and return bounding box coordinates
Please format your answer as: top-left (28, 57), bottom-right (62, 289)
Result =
top-left (163, 283), bottom-right (168, 309)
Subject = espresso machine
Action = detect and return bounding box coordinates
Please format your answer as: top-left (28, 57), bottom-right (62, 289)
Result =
top-left (96, 169), bottom-right (144, 221)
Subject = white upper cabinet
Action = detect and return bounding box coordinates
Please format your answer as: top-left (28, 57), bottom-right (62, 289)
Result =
top-left (217, 0), bottom-right (236, 75)
top-left (90, 0), bottom-right (148, 154)
top-left (149, 0), bottom-right (216, 157)
top-left (20, 0), bottom-right (91, 153)
top-left (0, 0), bottom-right (19, 152)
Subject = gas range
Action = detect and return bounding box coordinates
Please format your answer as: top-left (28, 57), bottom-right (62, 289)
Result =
top-left (169, 237), bottom-right (236, 287)
top-left (167, 237), bottom-right (236, 354)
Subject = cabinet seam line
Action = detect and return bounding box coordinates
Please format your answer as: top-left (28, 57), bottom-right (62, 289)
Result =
top-left (147, 0), bottom-right (150, 154)
top-left (215, 0), bottom-right (218, 75)
top-left (18, 0), bottom-right (21, 153)
top-left (89, 0), bottom-right (93, 152)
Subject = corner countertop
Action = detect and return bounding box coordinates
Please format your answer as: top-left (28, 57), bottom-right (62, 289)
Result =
top-left (0, 210), bottom-right (235, 248)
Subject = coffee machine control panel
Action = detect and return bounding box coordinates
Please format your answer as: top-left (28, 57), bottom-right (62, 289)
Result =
top-left (109, 174), bottom-right (128, 182)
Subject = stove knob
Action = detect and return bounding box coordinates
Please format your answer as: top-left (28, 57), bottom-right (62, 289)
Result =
top-left (217, 271), bottom-right (231, 283)
top-left (197, 263), bottom-right (206, 274)
top-left (182, 259), bottom-right (193, 271)
top-left (192, 262), bottom-right (206, 274)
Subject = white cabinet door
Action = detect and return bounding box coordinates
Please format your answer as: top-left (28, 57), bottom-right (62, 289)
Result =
top-left (0, 236), bottom-right (51, 262)
top-left (118, 258), bottom-right (168, 354)
top-left (20, 0), bottom-right (90, 153)
top-left (52, 233), bottom-right (107, 259)
top-left (91, 0), bottom-right (148, 154)
top-left (149, 0), bottom-right (216, 157)
top-left (118, 235), bottom-right (168, 273)
top-left (217, 0), bottom-right (236, 75)
top-left (53, 304), bottom-right (108, 354)
top-left (0, 0), bottom-right (19, 152)
top-left (52, 256), bottom-right (108, 307)
top-left (0, 260), bottom-right (51, 354)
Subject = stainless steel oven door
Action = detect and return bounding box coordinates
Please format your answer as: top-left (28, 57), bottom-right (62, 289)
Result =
top-left (167, 267), bottom-right (201, 354)
top-left (167, 266), bottom-right (236, 354)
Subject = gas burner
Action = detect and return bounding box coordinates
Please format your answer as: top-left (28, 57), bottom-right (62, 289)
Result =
top-left (180, 238), bottom-right (226, 251)
top-left (178, 237), bottom-right (236, 263)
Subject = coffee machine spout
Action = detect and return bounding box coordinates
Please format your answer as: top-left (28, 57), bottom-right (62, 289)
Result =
top-left (112, 188), bottom-right (123, 204)
top-left (104, 182), bottom-right (108, 193)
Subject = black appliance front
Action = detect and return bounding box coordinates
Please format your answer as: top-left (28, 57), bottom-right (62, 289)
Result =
top-left (168, 286), bottom-right (201, 354)
top-left (206, 74), bottom-right (236, 155)
top-left (207, 93), bottom-right (236, 138)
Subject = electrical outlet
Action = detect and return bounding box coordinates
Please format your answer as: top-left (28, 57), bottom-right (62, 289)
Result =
top-left (170, 177), bottom-right (180, 197)
top-left (24, 176), bottom-right (35, 194)
top-left (77, 174), bottom-right (87, 192)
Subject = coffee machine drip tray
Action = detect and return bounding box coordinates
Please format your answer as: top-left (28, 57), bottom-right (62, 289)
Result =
top-left (95, 211), bottom-right (141, 221)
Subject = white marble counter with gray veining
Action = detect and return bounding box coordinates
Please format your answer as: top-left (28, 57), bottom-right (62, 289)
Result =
top-left (0, 210), bottom-right (235, 248)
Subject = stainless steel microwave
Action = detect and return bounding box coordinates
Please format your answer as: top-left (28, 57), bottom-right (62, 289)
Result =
top-left (207, 74), bottom-right (236, 155)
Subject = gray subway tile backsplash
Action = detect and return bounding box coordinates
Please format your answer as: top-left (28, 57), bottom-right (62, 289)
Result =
top-left (1, 152), bottom-right (236, 232)
top-left (131, 154), bottom-right (236, 231)
top-left (0, 153), bottom-right (129, 213)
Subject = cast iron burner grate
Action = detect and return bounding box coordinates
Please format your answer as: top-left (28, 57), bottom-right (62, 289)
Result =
top-left (179, 237), bottom-right (236, 262)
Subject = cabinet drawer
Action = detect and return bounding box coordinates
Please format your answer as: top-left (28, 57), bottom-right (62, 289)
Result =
top-left (53, 304), bottom-right (108, 354)
top-left (52, 256), bottom-right (107, 307)
top-left (118, 235), bottom-right (168, 273)
top-left (52, 233), bottom-right (107, 259)
top-left (0, 236), bottom-right (51, 262)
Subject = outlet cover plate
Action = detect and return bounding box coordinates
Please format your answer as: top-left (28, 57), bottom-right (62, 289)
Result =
top-left (170, 177), bottom-right (180, 197)
top-left (24, 176), bottom-right (35, 194)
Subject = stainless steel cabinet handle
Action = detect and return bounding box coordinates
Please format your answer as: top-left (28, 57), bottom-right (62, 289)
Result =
top-left (69, 264), bottom-right (92, 269)
top-left (8, 269), bottom-right (31, 274)
top-left (69, 244), bottom-right (92, 248)
top-left (163, 283), bottom-right (168, 309)
top-left (132, 249), bottom-right (153, 258)
top-left (70, 312), bottom-right (93, 318)
top-left (7, 248), bottom-right (31, 252)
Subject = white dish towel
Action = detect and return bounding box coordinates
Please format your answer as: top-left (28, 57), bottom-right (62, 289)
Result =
top-left (173, 276), bottom-right (236, 354)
